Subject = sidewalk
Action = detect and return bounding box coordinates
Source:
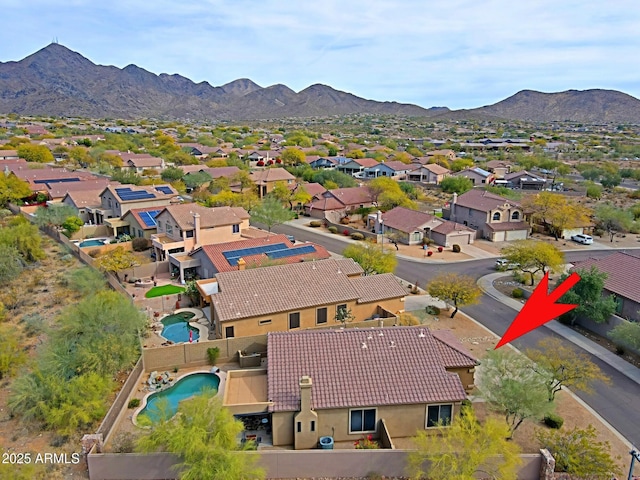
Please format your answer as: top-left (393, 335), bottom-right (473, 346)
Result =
top-left (478, 271), bottom-right (640, 386)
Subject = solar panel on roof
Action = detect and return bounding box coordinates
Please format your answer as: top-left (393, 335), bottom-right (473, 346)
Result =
top-left (117, 190), bottom-right (156, 201)
top-left (34, 178), bottom-right (81, 185)
top-left (115, 187), bottom-right (133, 193)
top-left (222, 243), bottom-right (287, 265)
top-left (139, 210), bottom-right (161, 228)
top-left (267, 245), bottom-right (316, 259)
top-left (155, 186), bottom-right (173, 194)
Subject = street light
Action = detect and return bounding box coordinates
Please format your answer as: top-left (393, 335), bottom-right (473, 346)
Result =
top-left (628, 449), bottom-right (640, 480)
top-left (379, 220), bottom-right (384, 251)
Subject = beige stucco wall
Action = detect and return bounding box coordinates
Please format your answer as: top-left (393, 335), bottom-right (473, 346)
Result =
top-left (156, 211), bottom-right (249, 248)
top-left (215, 297), bottom-right (405, 339)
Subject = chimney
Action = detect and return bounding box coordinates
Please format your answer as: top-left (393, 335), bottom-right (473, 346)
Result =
top-left (193, 212), bottom-right (201, 249)
top-left (375, 210), bottom-right (383, 233)
top-left (299, 376), bottom-right (312, 413)
top-left (237, 258), bottom-right (246, 271)
top-left (451, 192), bottom-right (457, 217)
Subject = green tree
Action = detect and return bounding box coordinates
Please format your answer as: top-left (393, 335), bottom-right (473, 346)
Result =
top-left (161, 166), bottom-right (185, 182)
top-left (280, 147), bottom-right (306, 165)
top-left (284, 131), bottom-right (313, 147)
top-left (137, 393), bottom-right (265, 480)
top-left (271, 181), bottom-right (311, 210)
top-left (476, 349), bottom-right (552, 438)
top-left (369, 177), bottom-right (416, 211)
top-left (524, 192), bottom-right (591, 240)
top-left (450, 158), bottom-right (474, 172)
top-left (16, 144), bottom-right (54, 163)
top-left (61, 215), bottom-right (84, 237)
top-left (111, 169), bottom-right (142, 185)
top-left (183, 171), bottom-right (213, 190)
top-left (249, 195), bottom-right (295, 233)
top-left (0, 324), bottom-right (27, 379)
top-left (440, 176), bottom-right (473, 194)
top-left (33, 204), bottom-right (78, 228)
top-left (342, 241), bottom-right (397, 275)
top-left (231, 170), bottom-right (254, 193)
top-left (407, 407), bottom-right (522, 480)
top-left (526, 337), bottom-right (610, 401)
top-left (0, 173), bottom-right (32, 207)
top-left (586, 183), bottom-right (603, 199)
top-left (309, 169), bottom-right (357, 188)
top-left (0, 244), bottom-right (24, 285)
top-left (536, 425), bottom-right (620, 479)
top-left (594, 203), bottom-right (633, 242)
top-left (557, 266), bottom-right (617, 324)
top-left (501, 240), bottom-right (564, 286)
top-left (94, 246), bottom-right (140, 281)
top-left (608, 321), bottom-right (640, 352)
top-left (426, 272), bottom-right (481, 318)
top-left (65, 266), bottom-right (107, 296)
top-left (0, 221), bottom-right (45, 262)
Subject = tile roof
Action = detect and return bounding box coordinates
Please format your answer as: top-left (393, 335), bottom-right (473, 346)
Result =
top-left (430, 330), bottom-right (479, 368)
top-left (422, 163), bottom-right (450, 175)
top-left (126, 156), bottom-right (163, 168)
top-left (382, 207), bottom-right (440, 233)
top-left (250, 168), bottom-right (295, 184)
top-left (504, 170), bottom-right (545, 181)
top-left (378, 161), bottom-right (412, 171)
top-left (105, 184), bottom-right (178, 203)
top-left (195, 235), bottom-right (330, 273)
top-left (213, 258), bottom-right (408, 322)
top-left (300, 182), bottom-right (327, 197)
top-left (431, 221), bottom-right (475, 235)
top-left (484, 221), bottom-right (530, 232)
top-left (48, 178), bottom-right (115, 199)
top-left (326, 187), bottom-right (375, 206)
top-left (202, 166), bottom-right (241, 178)
top-left (162, 203), bottom-right (249, 230)
top-left (347, 158), bottom-right (379, 168)
top-left (123, 206), bottom-right (166, 230)
top-left (267, 326), bottom-right (474, 412)
top-left (62, 189), bottom-right (103, 208)
top-left (571, 252), bottom-right (640, 304)
top-left (454, 189), bottom-right (521, 212)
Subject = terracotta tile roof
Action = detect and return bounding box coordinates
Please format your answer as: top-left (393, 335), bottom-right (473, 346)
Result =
top-left (300, 182), bottom-right (326, 197)
top-left (250, 168), bottom-right (295, 184)
top-left (214, 258), bottom-right (401, 322)
top-left (484, 221), bottom-right (530, 232)
top-left (267, 326), bottom-right (473, 412)
top-left (571, 252), bottom-right (640, 304)
top-left (431, 221), bottom-right (475, 235)
top-left (485, 160), bottom-right (512, 169)
top-left (422, 163), bottom-right (450, 175)
top-left (348, 273), bottom-right (407, 303)
top-left (326, 187), bottom-right (375, 206)
top-left (454, 189), bottom-right (521, 212)
top-left (379, 160), bottom-right (411, 171)
top-left (348, 158), bottom-right (379, 168)
top-left (162, 203), bottom-right (249, 230)
top-left (382, 207), bottom-right (439, 233)
top-left (48, 178), bottom-right (115, 199)
top-left (430, 330), bottom-right (479, 368)
top-left (202, 166), bottom-right (241, 178)
top-left (62, 189), bottom-right (103, 208)
top-left (178, 165), bottom-right (206, 174)
top-left (195, 235), bottom-right (330, 273)
top-left (126, 156), bottom-right (163, 168)
top-left (123, 206), bottom-right (166, 230)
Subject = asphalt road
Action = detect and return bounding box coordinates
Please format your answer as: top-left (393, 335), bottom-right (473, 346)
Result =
top-left (272, 222), bottom-right (640, 447)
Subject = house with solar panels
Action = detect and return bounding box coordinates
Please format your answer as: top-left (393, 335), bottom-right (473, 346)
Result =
top-left (151, 204), bottom-right (250, 278)
top-left (120, 207), bottom-right (165, 239)
top-left (205, 258), bottom-right (407, 339)
top-left (94, 184), bottom-right (179, 235)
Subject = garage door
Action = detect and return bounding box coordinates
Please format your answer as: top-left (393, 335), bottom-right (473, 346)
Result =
top-left (492, 231), bottom-right (506, 242)
top-left (447, 234), bottom-right (471, 245)
top-left (505, 230), bottom-right (528, 241)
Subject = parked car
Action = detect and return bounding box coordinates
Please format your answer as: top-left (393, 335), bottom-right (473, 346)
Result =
top-left (571, 234), bottom-right (593, 245)
top-left (495, 258), bottom-right (519, 270)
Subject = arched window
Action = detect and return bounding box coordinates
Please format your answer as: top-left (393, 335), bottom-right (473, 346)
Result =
top-left (511, 211), bottom-right (520, 220)
top-left (492, 212), bottom-right (501, 221)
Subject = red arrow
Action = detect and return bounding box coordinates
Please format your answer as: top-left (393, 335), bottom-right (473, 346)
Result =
top-left (495, 271), bottom-right (581, 349)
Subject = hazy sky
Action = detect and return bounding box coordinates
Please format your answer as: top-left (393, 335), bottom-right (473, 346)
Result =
top-left (3, 0), bottom-right (639, 110)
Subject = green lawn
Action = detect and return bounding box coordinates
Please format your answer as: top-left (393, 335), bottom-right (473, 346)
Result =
top-left (145, 285), bottom-right (186, 298)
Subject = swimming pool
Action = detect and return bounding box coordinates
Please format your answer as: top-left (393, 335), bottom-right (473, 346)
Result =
top-left (137, 373), bottom-right (220, 423)
top-left (78, 239), bottom-right (106, 248)
top-left (161, 312), bottom-right (198, 343)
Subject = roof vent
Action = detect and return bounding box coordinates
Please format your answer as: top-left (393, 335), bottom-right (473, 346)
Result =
top-left (389, 340), bottom-right (396, 348)
top-left (361, 342), bottom-right (368, 349)
top-left (418, 329), bottom-right (426, 338)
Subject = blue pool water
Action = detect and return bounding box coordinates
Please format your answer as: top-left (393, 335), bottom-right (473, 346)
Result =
top-left (161, 312), bottom-right (198, 343)
top-left (79, 239), bottom-right (105, 247)
top-left (138, 373), bottom-right (220, 423)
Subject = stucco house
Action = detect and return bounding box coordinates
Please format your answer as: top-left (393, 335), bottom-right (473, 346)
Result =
top-left (120, 207), bottom-right (164, 239)
top-left (571, 251), bottom-right (640, 321)
top-left (305, 187), bottom-right (376, 219)
top-left (484, 160), bottom-right (512, 179)
top-left (503, 170), bottom-right (547, 190)
top-left (151, 203), bottom-right (250, 264)
top-left (445, 190), bottom-right (529, 241)
top-left (208, 258), bottom-right (406, 339)
top-left (407, 163), bottom-right (451, 184)
top-left (363, 161), bottom-right (411, 179)
top-left (452, 167), bottom-right (493, 186)
top-left (263, 326), bottom-right (477, 448)
top-left (337, 158), bottom-right (379, 176)
top-left (250, 168), bottom-right (296, 198)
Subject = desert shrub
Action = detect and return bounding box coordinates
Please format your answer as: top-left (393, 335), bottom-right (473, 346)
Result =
top-left (309, 220), bottom-right (322, 227)
top-left (132, 237), bottom-right (151, 251)
top-left (328, 226), bottom-right (338, 234)
top-left (511, 271), bottom-right (527, 284)
top-left (127, 398), bottom-right (140, 409)
top-left (512, 288), bottom-right (524, 298)
top-left (425, 305), bottom-right (441, 315)
top-left (351, 232), bottom-right (364, 240)
top-left (88, 248), bottom-right (101, 258)
top-left (543, 414), bottom-right (564, 429)
top-left (452, 244), bottom-right (461, 253)
top-left (398, 313), bottom-right (420, 326)
top-left (112, 432), bottom-right (138, 453)
top-left (60, 253), bottom-right (74, 262)
top-left (422, 237), bottom-right (434, 246)
top-left (21, 313), bottom-right (45, 337)
top-left (207, 347), bottom-right (220, 365)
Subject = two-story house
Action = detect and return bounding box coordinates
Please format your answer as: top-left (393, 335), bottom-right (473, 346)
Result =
top-left (363, 161), bottom-right (411, 179)
top-left (337, 158), bottom-right (379, 176)
top-left (446, 189), bottom-right (529, 242)
top-left (305, 186), bottom-right (376, 219)
top-left (250, 168), bottom-right (296, 198)
top-left (151, 203), bottom-right (250, 263)
top-left (207, 258), bottom-right (406, 339)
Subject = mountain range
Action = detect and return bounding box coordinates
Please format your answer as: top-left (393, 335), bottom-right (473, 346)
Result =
top-left (1, 43), bottom-right (640, 123)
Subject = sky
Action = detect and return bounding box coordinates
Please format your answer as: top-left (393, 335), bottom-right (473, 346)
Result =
top-left (3, 0), bottom-right (640, 110)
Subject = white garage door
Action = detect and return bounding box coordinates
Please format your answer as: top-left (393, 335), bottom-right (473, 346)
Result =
top-left (447, 234), bottom-right (471, 245)
top-left (505, 230), bottom-right (528, 241)
top-left (492, 231), bottom-right (506, 242)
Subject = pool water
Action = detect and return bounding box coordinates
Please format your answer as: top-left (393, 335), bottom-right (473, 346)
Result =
top-left (138, 373), bottom-right (220, 423)
top-left (79, 239), bottom-right (105, 247)
top-left (161, 312), bottom-right (198, 343)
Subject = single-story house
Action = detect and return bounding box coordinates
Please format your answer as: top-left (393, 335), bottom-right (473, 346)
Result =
top-left (504, 170), bottom-right (547, 190)
top-left (452, 167), bottom-right (493, 186)
top-left (407, 163), bottom-right (451, 184)
top-left (304, 187), bottom-right (376, 219)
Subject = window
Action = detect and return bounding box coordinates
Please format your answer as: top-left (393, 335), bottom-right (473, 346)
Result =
top-left (138, 229), bottom-right (143, 238)
top-left (166, 222), bottom-right (173, 234)
top-left (350, 408), bottom-right (376, 433)
top-left (232, 224), bottom-right (240, 234)
top-left (511, 211), bottom-right (520, 220)
top-left (311, 420), bottom-right (316, 432)
top-left (289, 312), bottom-right (300, 329)
top-left (186, 230), bottom-right (194, 238)
top-left (225, 326), bottom-right (235, 338)
top-left (297, 422), bottom-right (302, 433)
top-left (492, 212), bottom-right (501, 221)
top-left (426, 404), bottom-right (452, 427)
top-left (259, 319), bottom-right (272, 326)
top-left (316, 307), bottom-right (328, 325)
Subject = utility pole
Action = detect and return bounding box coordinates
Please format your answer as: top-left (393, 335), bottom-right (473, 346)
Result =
top-left (628, 449), bottom-right (640, 480)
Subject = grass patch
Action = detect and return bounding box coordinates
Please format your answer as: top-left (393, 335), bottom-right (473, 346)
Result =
top-left (145, 285), bottom-right (185, 298)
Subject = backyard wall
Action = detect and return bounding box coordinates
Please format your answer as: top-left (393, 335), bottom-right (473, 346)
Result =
top-left (575, 314), bottom-right (640, 356)
top-left (86, 450), bottom-right (543, 480)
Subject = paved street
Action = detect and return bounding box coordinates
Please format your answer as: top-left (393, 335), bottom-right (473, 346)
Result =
top-left (273, 221), bottom-right (640, 447)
